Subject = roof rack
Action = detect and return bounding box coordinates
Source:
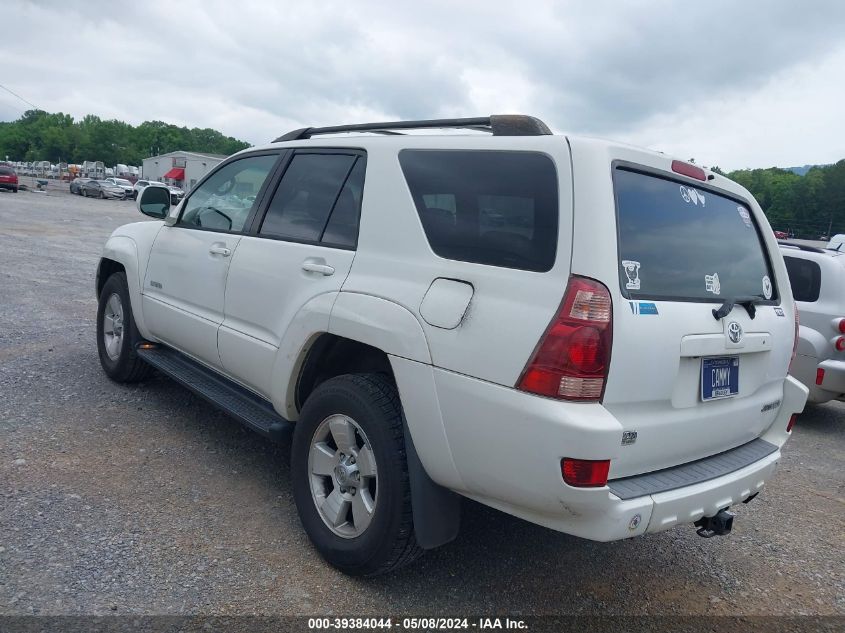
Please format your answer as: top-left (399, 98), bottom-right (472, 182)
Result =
top-left (777, 240), bottom-right (826, 254)
top-left (273, 114), bottom-right (552, 142)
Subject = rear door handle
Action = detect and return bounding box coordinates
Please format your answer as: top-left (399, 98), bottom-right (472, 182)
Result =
top-left (301, 258), bottom-right (335, 276)
top-left (209, 244), bottom-right (231, 257)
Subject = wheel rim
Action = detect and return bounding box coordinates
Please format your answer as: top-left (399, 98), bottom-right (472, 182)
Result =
top-left (308, 414), bottom-right (378, 538)
top-left (102, 293), bottom-right (125, 361)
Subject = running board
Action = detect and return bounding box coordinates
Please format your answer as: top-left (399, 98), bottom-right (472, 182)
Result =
top-left (136, 344), bottom-right (293, 442)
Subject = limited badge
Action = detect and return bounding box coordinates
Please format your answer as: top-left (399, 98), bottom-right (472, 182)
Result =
top-left (762, 275), bottom-right (772, 299)
top-left (705, 272), bottom-right (721, 295)
top-left (774, 307), bottom-right (785, 317)
top-left (622, 260), bottom-right (641, 290)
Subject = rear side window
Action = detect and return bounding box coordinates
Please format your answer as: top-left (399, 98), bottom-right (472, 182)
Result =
top-left (399, 150), bottom-right (558, 272)
top-left (614, 168), bottom-right (777, 302)
top-left (260, 153), bottom-right (358, 244)
top-left (783, 256), bottom-right (821, 302)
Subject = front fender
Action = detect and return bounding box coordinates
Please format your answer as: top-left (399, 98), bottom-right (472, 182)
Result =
top-left (98, 221), bottom-right (164, 340)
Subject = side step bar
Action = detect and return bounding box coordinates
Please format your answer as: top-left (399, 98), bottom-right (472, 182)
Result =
top-left (136, 344), bottom-right (293, 442)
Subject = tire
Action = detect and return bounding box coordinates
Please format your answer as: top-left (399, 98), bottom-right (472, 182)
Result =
top-left (96, 272), bottom-right (152, 383)
top-left (12, 187), bottom-right (17, 193)
top-left (132, 191), bottom-right (137, 200)
top-left (291, 373), bottom-right (423, 576)
top-left (81, 189), bottom-right (87, 197)
top-left (99, 191), bottom-right (105, 199)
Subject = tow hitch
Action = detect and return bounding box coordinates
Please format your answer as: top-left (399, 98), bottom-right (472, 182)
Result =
top-left (694, 509), bottom-right (734, 538)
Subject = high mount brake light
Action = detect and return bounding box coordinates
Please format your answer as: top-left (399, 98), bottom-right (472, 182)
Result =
top-left (671, 160), bottom-right (707, 181)
top-left (517, 276), bottom-right (613, 401)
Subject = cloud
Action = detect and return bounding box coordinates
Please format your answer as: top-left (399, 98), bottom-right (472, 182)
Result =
top-left (3, 0), bottom-right (844, 167)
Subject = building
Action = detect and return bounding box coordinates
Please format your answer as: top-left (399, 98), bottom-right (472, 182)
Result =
top-left (141, 151), bottom-right (228, 192)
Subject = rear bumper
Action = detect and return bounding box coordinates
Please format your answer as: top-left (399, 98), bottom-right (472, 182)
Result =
top-left (816, 358), bottom-right (845, 393)
top-left (434, 369), bottom-right (807, 541)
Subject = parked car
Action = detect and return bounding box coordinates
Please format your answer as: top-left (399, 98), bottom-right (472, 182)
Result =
top-left (781, 241), bottom-right (845, 404)
top-left (96, 114), bottom-right (807, 576)
top-left (105, 177), bottom-right (134, 198)
top-left (773, 230), bottom-right (788, 239)
top-left (0, 164), bottom-right (19, 192)
top-left (132, 179), bottom-right (165, 200)
top-left (70, 177), bottom-right (92, 194)
top-left (81, 179), bottom-right (126, 199)
top-left (167, 184), bottom-right (185, 205)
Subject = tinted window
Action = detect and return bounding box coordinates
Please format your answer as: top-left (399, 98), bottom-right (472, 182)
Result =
top-left (0, 166), bottom-right (14, 175)
top-left (783, 255), bottom-right (821, 303)
top-left (260, 153), bottom-right (357, 242)
top-left (615, 168), bottom-right (777, 302)
top-left (180, 154), bottom-right (278, 232)
top-left (321, 158), bottom-right (365, 248)
top-left (399, 150), bottom-right (558, 272)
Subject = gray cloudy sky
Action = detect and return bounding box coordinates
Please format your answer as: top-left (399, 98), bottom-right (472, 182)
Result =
top-left (4, 0), bottom-right (845, 169)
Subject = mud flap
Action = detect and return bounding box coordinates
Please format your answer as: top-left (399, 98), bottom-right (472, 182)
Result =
top-left (403, 420), bottom-right (461, 549)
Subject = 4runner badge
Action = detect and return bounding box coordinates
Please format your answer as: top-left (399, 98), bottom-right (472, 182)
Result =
top-left (728, 321), bottom-right (743, 344)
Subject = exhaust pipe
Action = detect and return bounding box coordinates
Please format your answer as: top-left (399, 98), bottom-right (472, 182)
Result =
top-left (694, 509), bottom-right (734, 538)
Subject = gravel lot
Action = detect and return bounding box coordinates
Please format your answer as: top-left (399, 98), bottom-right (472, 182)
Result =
top-left (0, 186), bottom-right (843, 617)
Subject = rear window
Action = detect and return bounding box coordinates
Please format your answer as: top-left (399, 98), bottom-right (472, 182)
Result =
top-left (614, 168), bottom-right (777, 302)
top-left (783, 255), bottom-right (821, 303)
top-left (399, 150), bottom-right (558, 272)
top-left (0, 166), bottom-right (15, 175)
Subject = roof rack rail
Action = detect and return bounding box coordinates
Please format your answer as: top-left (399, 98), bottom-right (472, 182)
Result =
top-left (273, 114), bottom-right (552, 142)
top-left (777, 240), bottom-right (826, 254)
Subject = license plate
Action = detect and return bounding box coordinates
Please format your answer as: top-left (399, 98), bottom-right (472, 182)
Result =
top-left (701, 356), bottom-right (739, 401)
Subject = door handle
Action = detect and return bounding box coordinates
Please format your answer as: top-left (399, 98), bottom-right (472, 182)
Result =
top-left (301, 258), bottom-right (335, 276)
top-left (209, 244), bottom-right (231, 257)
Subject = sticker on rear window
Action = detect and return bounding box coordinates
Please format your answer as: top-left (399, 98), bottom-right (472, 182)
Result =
top-left (680, 185), bottom-right (706, 206)
top-left (705, 272), bottom-right (721, 295)
top-left (737, 206), bottom-right (752, 228)
top-left (622, 260), bottom-right (641, 290)
top-left (762, 275), bottom-right (772, 299)
top-left (630, 301), bottom-right (658, 315)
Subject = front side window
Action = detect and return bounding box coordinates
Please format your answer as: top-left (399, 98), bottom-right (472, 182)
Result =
top-left (179, 154), bottom-right (278, 233)
top-left (615, 168), bottom-right (777, 302)
top-left (259, 153), bottom-right (359, 244)
top-left (399, 150), bottom-right (558, 272)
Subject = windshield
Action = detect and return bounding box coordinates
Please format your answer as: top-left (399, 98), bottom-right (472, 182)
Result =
top-left (114, 178), bottom-right (131, 186)
top-left (614, 167), bottom-right (777, 303)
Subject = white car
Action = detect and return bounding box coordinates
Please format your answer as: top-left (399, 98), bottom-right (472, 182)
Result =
top-left (131, 179), bottom-right (165, 200)
top-left (105, 177), bottom-right (134, 198)
top-left (95, 115), bottom-right (807, 576)
top-left (781, 242), bottom-right (845, 403)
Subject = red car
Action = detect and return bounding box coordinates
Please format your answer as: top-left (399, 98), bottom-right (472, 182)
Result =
top-left (0, 164), bottom-right (18, 192)
top-left (773, 230), bottom-right (788, 239)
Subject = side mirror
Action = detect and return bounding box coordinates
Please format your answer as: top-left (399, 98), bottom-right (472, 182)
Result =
top-left (137, 185), bottom-right (171, 219)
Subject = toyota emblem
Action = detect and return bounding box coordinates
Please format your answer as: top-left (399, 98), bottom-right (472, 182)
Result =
top-left (728, 321), bottom-right (743, 344)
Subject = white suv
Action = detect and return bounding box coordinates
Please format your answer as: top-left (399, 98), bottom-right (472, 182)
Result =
top-left (781, 241), bottom-right (845, 403)
top-left (95, 115), bottom-right (807, 576)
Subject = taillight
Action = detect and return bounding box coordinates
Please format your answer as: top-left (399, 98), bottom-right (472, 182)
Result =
top-left (838, 318), bottom-right (845, 334)
top-left (561, 458), bottom-right (611, 487)
top-left (816, 368), bottom-right (825, 385)
top-left (787, 414), bottom-right (798, 433)
top-left (671, 159), bottom-right (707, 181)
top-left (517, 276), bottom-right (612, 401)
top-left (836, 337), bottom-right (845, 352)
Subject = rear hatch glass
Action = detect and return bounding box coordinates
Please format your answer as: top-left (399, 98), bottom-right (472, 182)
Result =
top-left (614, 167), bottom-right (776, 303)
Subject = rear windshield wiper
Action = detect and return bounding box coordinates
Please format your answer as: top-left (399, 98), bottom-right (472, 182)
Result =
top-left (712, 296), bottom-right (764, 320)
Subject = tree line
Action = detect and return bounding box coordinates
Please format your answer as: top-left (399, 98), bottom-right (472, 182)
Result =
top-left (0, 110), bottom-right (250, 167)
top-left (1, 110), bottom-right (843, 237)
top-left (713, 161), bottom-right (845, 238)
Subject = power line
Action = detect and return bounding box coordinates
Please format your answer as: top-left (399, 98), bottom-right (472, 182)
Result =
top-left (0, 83), bottom-right (38, 111)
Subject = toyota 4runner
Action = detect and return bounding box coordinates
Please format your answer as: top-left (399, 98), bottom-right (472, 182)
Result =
top-left (96, 115), bottom-right (808, 575)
